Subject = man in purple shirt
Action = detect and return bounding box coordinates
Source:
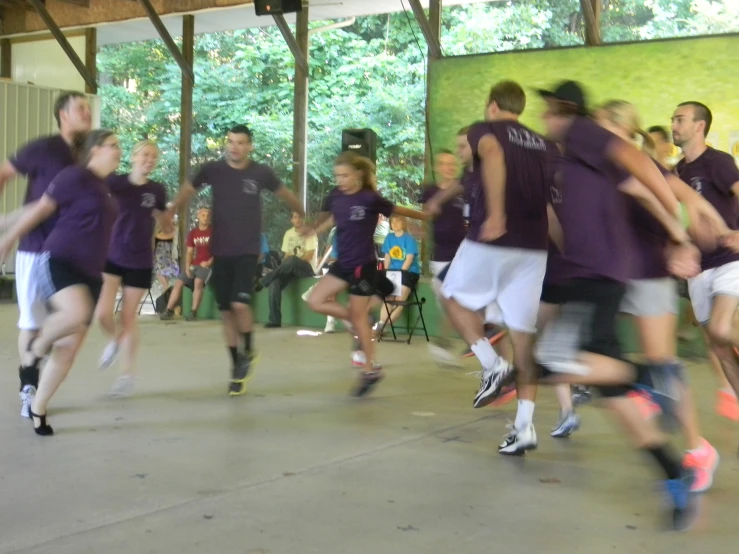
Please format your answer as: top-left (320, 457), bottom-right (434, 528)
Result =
top-left (173, 125), bottom-right (303, 396)
top-left (425, 81), bottom-right (551, 455)
top-left (0, 91), bottom-right (91, 418)
top-left (673, 101), bottom-right (739, 417)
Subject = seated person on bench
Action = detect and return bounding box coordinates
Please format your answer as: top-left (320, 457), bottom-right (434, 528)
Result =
top-left (160, 208), bottom-right (213, 321)
top-left (263, 211), bottom-right (318, 328)
top-left (376, 214), bottom-right (420, 334)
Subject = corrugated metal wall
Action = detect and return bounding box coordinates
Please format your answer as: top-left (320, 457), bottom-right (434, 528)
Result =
top-left (0, 81), bottom-right (99, 273)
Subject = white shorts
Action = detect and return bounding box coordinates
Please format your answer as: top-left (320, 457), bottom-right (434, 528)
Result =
top-left (429, 260), bottom-right (451, 278)
top-left (620, 278), bottom-right (678, 317)
top-left (441, 239), bottom-right (546, 333)
top-left (688, 261), bottom-right (739, 324)
top-left (15, 251), bottom-right (48, 330)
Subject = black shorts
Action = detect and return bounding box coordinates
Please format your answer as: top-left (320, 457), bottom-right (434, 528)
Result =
top-left (39, 256), bottom-right (103, 306)
top-left (211, 254), bottom-right (258, 310)
top-left (329, 262), bottom-right (384, 297)
top-left (103, 260), bottom-right (153, 290)
top-left (540, 283), bottom-right (569, 305)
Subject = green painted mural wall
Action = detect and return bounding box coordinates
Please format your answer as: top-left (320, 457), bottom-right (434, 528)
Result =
top-left (429, 35), bottom-right (739, 158)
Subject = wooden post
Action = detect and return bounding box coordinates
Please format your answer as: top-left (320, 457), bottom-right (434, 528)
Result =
top-left (0, 39), bottom-right (11, 79)
top-left (292, 1), bottom-right (309, 212)
top-left (179, 14), bottom-right (195, 267)
top-left (84, 28), bottom-right (97, 94)
top-left (580, 0), bottom-right (602, 46)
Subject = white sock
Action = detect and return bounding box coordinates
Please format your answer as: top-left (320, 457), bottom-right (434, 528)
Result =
top-left (470, 338), bottom-right (499, 372)
top-left (514, 400), bottom-right (535, 431)
top-left (326, 316), bottom-right (335, 324)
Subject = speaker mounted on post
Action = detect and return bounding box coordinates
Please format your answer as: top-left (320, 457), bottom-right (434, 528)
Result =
top-left (341, 129), bottom-right (378, 165)
top-left (254, 0), bottom-right (303, 16)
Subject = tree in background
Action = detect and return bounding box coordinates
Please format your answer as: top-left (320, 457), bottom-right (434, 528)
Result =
top-left (99, 0), bottom-right (738, 246)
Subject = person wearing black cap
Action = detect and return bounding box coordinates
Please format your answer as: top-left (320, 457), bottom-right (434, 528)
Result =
top-left (426, 80), bottom-right (555, 455)
top-left (525, 80), bottom-right (701, 530)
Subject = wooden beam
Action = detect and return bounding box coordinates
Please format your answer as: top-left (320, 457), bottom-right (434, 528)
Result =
top-left (58, 0), bottom-right (91, 6)
top-left (272, 13), bottom-right (309, 75)
top-left (84, 27), bottom-right (97, 93)
top-left (580, 0), bottom-right (601, 46)
top-left (0, 39), bottom-right (11, 79)
top-left (178, 14), bottom-right (195, 260)
top-left (407, 0), bottom-right (442, 59)
top-left (292, 1), bottom-right (309, 211)
top-left (137, 0), bottom-right (195, 83)
top-left (27, 0), bottom-right (98, 90)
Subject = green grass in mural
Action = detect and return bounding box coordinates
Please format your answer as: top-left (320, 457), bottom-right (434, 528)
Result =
top-left (429, 35), bottom-right (739, 154)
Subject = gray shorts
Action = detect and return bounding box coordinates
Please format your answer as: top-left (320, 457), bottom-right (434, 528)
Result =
top-left (178, 266), bottom-right (212, 288)
top-left (620, 277), bottom-right (678, 317)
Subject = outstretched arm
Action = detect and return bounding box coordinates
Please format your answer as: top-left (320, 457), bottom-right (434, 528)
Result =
top-left (275, 185), bottom-right (305, 218)
top-left (0, 195), bottom-right (57, 261)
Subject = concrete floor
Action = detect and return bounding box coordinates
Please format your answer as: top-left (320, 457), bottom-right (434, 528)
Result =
top-left (0, 304), bottom-right (737, 554)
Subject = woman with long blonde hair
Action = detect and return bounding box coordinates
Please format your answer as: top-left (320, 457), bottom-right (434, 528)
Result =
top-left (595, 99), bottom-right (723, 492)
top-left (95, 140), bottom-right (171, 397)
top-left (307, 151), bottom-right (426, 397)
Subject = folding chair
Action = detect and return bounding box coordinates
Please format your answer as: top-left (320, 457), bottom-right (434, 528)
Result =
top-left (115, 288), bottom-right (156, 315)
top-left (378, 287), bottom-right (430, 344)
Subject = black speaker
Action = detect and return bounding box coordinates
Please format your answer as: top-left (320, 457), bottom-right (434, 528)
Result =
top-left (341, 129), bottom-right (378, 164)
top-left (254, 0), bottom-right (303, 16)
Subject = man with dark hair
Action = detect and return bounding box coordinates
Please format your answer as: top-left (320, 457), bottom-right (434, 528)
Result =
top-left (173, 124), bottom-right (304, 396)
top-left (0, 90), bottom-right (91, 418)
top-left (673, 101), bottom-right (739, 432)
top-left (647, 125), bottom-right (674, 168)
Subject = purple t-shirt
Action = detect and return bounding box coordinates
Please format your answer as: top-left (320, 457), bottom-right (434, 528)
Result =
top-left (321, 187), bottom-right (394, 269)
top-left (192, 159), bottom-right (281, 257)
top-left (9, 135), bottom-right (75, 253)
top-left (544, 163), bottom-right (571, 286)
top-left (466, 121), bottom-right (552, 251)
top-left (106, 174), bottom-right (167, 269)
top-left (43, 166), bottom-right (117, 279)
top-left (623, 162), bottom-right (672, 280)
top-left (420, 184), bottom-right (465, 262)
top-left (676, 147), bottom-right (739, 270)
top-left (558, 117), bottom-right (637, 283)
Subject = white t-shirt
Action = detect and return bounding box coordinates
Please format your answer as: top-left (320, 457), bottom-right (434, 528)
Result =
top-left (282, 227), bottom-right (318, 271)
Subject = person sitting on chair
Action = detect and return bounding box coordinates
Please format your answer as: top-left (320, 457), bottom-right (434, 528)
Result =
top-left (376, 214), bottom-right (420, 335)
top-left (263, 211), bottom-right (318, 328)
top-left (160, 208), bottom-right (213, 321)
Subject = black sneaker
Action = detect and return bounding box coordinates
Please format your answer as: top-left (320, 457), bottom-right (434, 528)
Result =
top-left (228, 352), bottom-right (257, 396)
top-left (473, 359), bottom-right (515, 408)
top-left (264, 322), bottom-right (281, 329)
top-left (185, 312), bottom-right (198, 322)
top-left (160, 310), bottom-right (174, 321)
top-left (352, 370), bottom-right (384, 397)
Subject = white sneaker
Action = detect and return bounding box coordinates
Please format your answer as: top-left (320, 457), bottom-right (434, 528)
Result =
top-left (324, 317), bottom-right (336, 334)
top-left (428, 343), bottom-right (462, 368)
top-left (351, 351), bottom-right (382, 370)
top-left (550, 411), bottom-right (581, 438)
top-left (498, 423), bottom-right (538, 455)
top-left (473, 357), bottom-right (514, 408)
top-left (108, 374), bottom-right (135, 398)
top-left (19, 385), bottom-right (36, 418)
top-left (98, 341), bottom-right (119, 371)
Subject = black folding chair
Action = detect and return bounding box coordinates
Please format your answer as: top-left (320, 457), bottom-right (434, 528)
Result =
top-left (115, 288), bottom-right (156, 315)
top-left (378, 287), bottom-right (429, 344)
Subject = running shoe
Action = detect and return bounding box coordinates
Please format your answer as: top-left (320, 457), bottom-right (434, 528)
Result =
top-left (108, 374), bottom-right (135, 398)
top-left (664, 470), bottom-right (699, 531)
top-left (229, 352), bottom-right (258, 396)
top-left (98, 341), bottom-right (119, 371)
top-left (571, 385), bottom-right (592, 406)
top-left (473, 357), bottom-right (515, 408)
top-left (683, 438), bottom-right (719, 493)
top-left (185, 312), bottom-right (198, 321)
top-left (160, 309), bottom-right (175, 321)
top-left (352, 370), bottom-right (384, 397)
top-left (716, 389), bottom-right (739, 421)
top-left (498, 423), bottom-right (538, 455)
top-left (19, 385), bottom-right (36, 419)
top-left (488, 383), bottom-right (517, 407)
top-left (461, 325), bottom-right (506, 358)
top-left (550, 411), bottom-right (581, 438)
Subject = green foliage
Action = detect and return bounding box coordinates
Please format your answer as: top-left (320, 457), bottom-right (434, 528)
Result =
top-left (98, 0), bottom-right (738, 247)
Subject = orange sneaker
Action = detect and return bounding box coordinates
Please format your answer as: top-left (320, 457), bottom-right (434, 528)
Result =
top-left (716, 390), bottom-right (739, 422)
top-left (627, 390), bottom-right (661, 419)
top-left (683, 438), bottom-right (720, 493)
